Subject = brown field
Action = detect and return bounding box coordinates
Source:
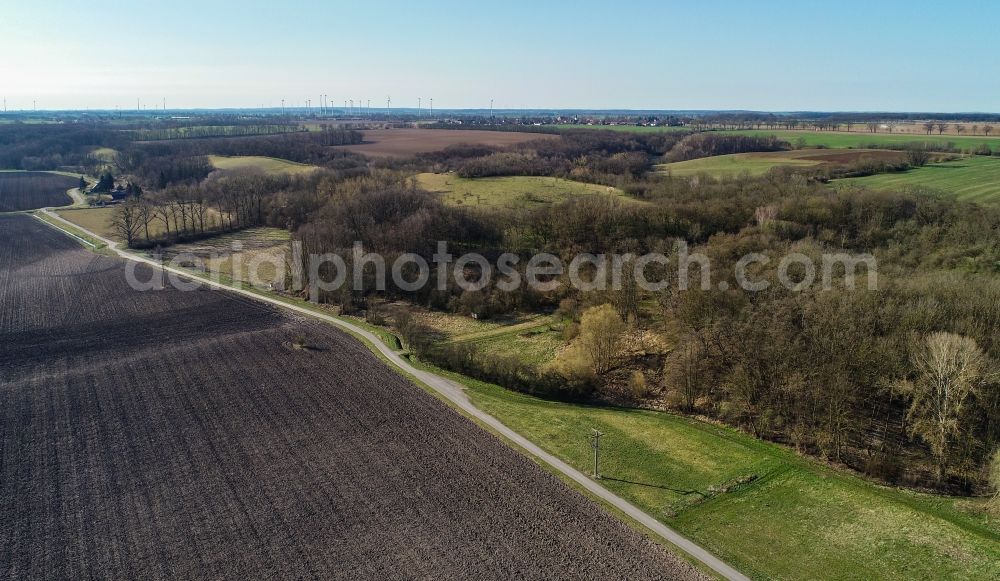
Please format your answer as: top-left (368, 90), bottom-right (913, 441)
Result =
top-left (0, 171), bottom-right (77, 212)
top-left (333, 128), bottom-right (556, 157)
top-left (0, 214), bottom-right (703, 580)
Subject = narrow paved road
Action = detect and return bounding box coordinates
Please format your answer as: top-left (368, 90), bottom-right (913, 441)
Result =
top-left (36, 208), bottom-right (750, 581)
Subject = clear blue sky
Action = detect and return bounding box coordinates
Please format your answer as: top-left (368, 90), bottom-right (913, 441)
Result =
top-left (2, 0), bottom-right (998, 112)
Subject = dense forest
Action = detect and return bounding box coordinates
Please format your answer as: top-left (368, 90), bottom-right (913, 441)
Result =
top-left (5, 119), bottom-right (998, 494)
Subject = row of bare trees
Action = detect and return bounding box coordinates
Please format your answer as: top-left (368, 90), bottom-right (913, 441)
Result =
top-left (922, 121), bottom-right (995, 136)
top-left (110, 174), bottom-right (284, 247)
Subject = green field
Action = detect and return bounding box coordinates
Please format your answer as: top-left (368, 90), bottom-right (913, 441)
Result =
top-left (208, 155), bottom-right (319, 175)
top-left (440, 372), bottom-right (1000, 580)
top-left (838, 156), bottom-right (1000, 203)
top-left (723, 129), bottom-right (1000, 152)
top-left (386, 306), bottom-right (564, 367)
top-left (415, 172), bottom-right (634, 208)
top-left (656, 148), bottom-right (912, 179)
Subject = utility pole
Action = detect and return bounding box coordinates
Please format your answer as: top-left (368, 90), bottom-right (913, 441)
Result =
top-left (589, 429), bottom-right (604, 479)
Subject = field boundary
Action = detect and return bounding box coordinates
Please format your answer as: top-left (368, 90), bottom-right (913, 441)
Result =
top-left (33, 211), bottom-right (107, 249)
top-left (34, 208), bottom-right (747, 581)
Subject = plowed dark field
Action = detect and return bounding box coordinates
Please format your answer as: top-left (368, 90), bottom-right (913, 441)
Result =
top-left (0, 215), bottom-right (702, 580)
top-left (0, 172), bottom-right (77, 212)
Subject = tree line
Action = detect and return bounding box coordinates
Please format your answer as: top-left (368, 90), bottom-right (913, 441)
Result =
top-left (131, 124), bottom-right (306, 141)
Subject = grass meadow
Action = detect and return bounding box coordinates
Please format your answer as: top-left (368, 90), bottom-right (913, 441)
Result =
top-left (208, 155), bottom-right (319, 175)
top-left (415, 172), bottom-right (633, 208)
top-left (55, 207), bottom-right (118, 238)
top-left (837, 155), bottom-right (1000, 204)
top-left (151, 227), bottom-right (291, 285)
top-left (656, 149), bottom-right (909, 179)
top-left (387, 306), bottom-right (564, 368)
top-left (435, 370), bottom-right (1000, 580)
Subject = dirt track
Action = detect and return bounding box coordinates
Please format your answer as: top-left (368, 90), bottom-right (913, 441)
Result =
top-left (0, 214), bottom-right (705, 580)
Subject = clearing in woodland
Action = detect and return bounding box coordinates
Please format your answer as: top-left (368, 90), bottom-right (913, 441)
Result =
top-left (416, 172), bottom-right (634, 208)
top-left (208, 155), bottom-right (319, 175)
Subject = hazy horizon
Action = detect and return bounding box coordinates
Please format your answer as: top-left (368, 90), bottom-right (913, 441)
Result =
top-left (3, 0), bottom-right (999, 112)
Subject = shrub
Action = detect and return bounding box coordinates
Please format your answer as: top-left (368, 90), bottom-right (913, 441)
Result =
top-left (629, 371), bottom-right (649, 399)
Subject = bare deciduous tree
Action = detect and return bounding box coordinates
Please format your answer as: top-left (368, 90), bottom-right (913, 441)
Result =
top-left (899, 332), bottom-right (994, 483)
top-left (990, 449), bottom-right (1000, 503)
top-left (110, 200), bottom-right (143, 247)
top-left (664, 333), bottom-right (710, 412)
